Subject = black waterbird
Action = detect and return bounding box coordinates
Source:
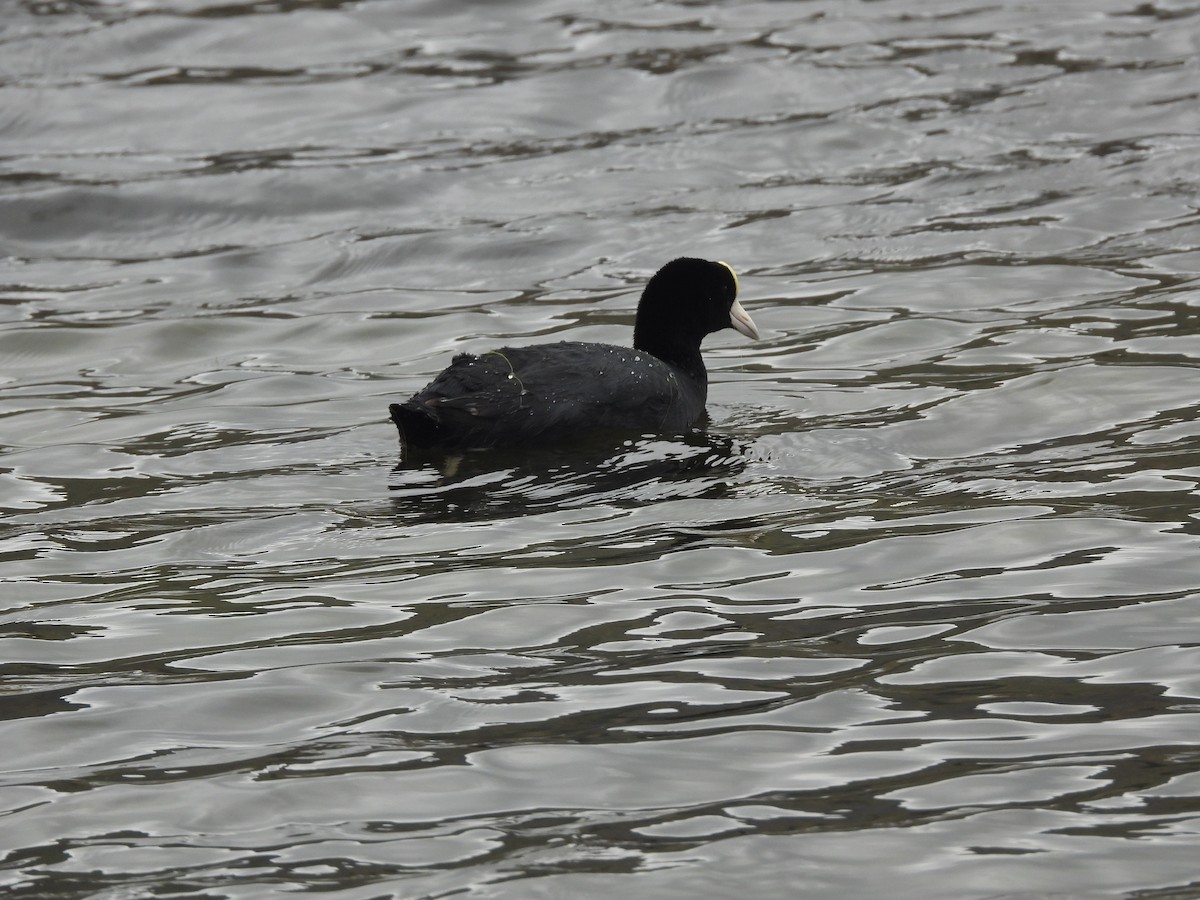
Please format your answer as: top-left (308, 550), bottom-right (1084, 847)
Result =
top-left (389, 257), bottom-right (759, 451)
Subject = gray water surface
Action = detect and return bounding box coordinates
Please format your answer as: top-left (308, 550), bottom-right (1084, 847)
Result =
top-left (3, 1), bottom-right (1200, 898)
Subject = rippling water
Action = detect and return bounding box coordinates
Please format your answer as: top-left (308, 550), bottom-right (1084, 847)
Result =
top-left (4, 1), bottom-right (1200, 897)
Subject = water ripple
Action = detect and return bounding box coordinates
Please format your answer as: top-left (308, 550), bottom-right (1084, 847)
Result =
top-left (3, 1), bottom-right (1200, 898)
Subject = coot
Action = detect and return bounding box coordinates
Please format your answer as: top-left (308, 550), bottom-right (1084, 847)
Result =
top-left (389, 257), bottom-right (758, 450)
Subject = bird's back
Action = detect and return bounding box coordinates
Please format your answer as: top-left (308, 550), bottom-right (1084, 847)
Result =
top-left (391, 341), bottom-right (704, 450)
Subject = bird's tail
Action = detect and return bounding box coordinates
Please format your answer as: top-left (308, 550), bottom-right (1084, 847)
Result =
top-left (389, 402), bottom-right (441, 450)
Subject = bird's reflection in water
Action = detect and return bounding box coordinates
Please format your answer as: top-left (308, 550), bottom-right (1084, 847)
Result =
top-left (387, 429), bottom-right (750, 521)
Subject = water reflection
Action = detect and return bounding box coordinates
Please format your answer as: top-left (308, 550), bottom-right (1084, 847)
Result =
top-left (390, 430), bottom-right (750, 518)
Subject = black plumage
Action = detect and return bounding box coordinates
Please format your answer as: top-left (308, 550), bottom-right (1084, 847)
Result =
top-left (389, 257), bottom-right (758, 451)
